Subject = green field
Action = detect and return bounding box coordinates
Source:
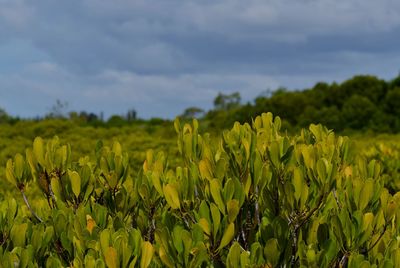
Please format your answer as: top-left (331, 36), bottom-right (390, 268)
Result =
top-left (1, 113), bottom-right (400, 267)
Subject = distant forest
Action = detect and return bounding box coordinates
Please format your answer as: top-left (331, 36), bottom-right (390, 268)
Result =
top-left (1, 74), bottom-right (400, 133)
top-left (204, 74), bottom-right (400, 133)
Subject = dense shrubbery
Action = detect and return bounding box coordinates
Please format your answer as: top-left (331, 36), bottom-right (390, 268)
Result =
top-left (2, 113), bottom-right (400, 267)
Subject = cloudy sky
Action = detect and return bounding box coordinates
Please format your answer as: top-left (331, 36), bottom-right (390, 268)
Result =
top-left (1, 0), bottom-right (400, 119)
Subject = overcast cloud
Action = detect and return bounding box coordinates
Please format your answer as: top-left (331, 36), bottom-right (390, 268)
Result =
top-left (1, 0), bottom-right (400, 118)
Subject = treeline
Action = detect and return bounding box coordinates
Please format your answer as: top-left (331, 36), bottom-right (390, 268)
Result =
top-left (1, 74), bottom-right (400, 133)
top-left (0, 105), bottom-right (170, 129)
top-left (204, 74), bottom-right (400, 133)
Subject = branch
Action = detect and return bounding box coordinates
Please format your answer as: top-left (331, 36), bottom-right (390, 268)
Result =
top-left (298, 193), bottom-right (325, 230)
top-left (332, 188), bottom-right (342, 209)
top-left (20, 188), bottom-right (43, 223)
top-left (363, 223), bottom-right (388, 254)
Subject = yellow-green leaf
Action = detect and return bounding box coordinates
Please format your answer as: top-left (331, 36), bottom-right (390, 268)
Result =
top-left (227, 200), bottom-right (240, 223)
top-left (100, 229), bottom-right (110, 255)
top-left (69, 171), bottom-right (81, 198)
top-left (141, 241), bottom-right (154, 268)
top-left (151, 172), bottom-right (163, 196)
top-left (10, 223), bottom-right (28, 247)
top-left (210, 203), bottom-right (221, 238)
top-left (6, 159), bottom-right (17, 187)
top-left (264, 238), bottom-right (280, 266)
top-left (210, 179), bottom-right (225, 214)
top-left (218, 223), bottom-right (235, 251)
top-left (199, 159), bottom-right (213, 181)
top-left (50, 177), bottom-right (62, 201)
top-left (163, 184), bottom-right (180, 209)
top-left (105, 247), bottom-right (118, 268)
top-left (33, 137), bottom-right (45, 166)
top-left (198, 218), bottom-right (211, 235)
top-left (14, 153), bottom-right (25, 179)
top-left (293, 168), bottom-right (303, 202)
top-left (86, 215), bottom-right (96, 235)
top-left (159, 246), bottom-right (174, 268)
top-left (359, 179), bottom-right (374, 211)
top-left (112, 141), bottom-right (122, 156)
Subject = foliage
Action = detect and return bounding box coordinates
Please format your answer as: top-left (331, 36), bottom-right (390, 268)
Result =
top-left (181, 107), bottom-right (205, 119)
top-left (2, 113), bottom-right (400, 267)
top-left (213, 92), bottom-right (241, 111)
top-left (205, 75), bottom-right (400, 133)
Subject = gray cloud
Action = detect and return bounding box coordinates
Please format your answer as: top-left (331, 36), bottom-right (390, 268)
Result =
top-left (0, 0), bottom-right (400, 118)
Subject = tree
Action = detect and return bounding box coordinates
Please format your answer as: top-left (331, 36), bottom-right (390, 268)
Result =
top-left (181, 107), bottom-right (204, 119)
top-left (384, 87), bottom-right (400, 116)
top-left (339, 75), bottom-right (387, 104)
top-left (0, 107), bottom-right (9, 123)
top-left (213, 92), bottom-right (241, 110)
top-left (47, 99), bottom-right (68, 119)
top-left (126, 109), bottom-right (137, 122)
top-left (341, 95), bottom-right (377, 129)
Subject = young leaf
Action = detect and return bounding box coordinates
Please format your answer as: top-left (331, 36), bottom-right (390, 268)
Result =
top-left (218, 223), bottom-right (235, 251)
top-left (105, 247), bottom-right (118, 268)
top-left (163, 184), bottom-right (180, 209)
top-left (210, 179), bottom-right (225, 214)
top-left (140, 241), bottom-right (154, 268)
top-left (6, 159), bottom-right (17, 187)
top-left (227, 199), bottom-right (240, 223)
top-left (33, 137), bottom-right (45, 166)
top-left (69, 171), bottom-right (81, 198)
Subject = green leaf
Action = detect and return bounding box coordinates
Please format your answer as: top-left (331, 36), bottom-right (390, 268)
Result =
top-left (6, 159), bottom-right (17, 187)
top-left (210, 179), bottom-right (225, 214)
top-left (210, 203), bottom-right (221, 239)
top-left (105, 247), bottom-right (118, 268)
top-left (112, 141), bottom-right (122, 156)
top-left (150, 172), bottom-right (163, 196)
top-left (33, 137), bottom-right (45, 166)
top-left (199, 159), bottom-right (213, 181)
top-left (227, 199), bottom-right (240, 223)
top-left (227, 242), bottom-right (241, 268)
top-left (100, 229), bottom-right (110, 255)
top-left (11, 223), bottom-right (28, 247)
top-left (218, 223), bottom-right (235, 251)
top-left (281, 145), bottom-right (294, 164)
top-left (51, 177), bottom-right (62, 201)
top-left (163, 184), bottom-right (180, 209)
top-left (69, 170), bottom-right (81, 198)
top-left (264, 238), bottom-right (280, 267)
top-left (174, 118), bottom-right (181, 134)
top-left (359, 179), bottom-right (374, 211)
top-left (159, 245), bottom-right (174, 268)
top-left (199, 218), bottom-right (211, 236)
top-left (199, 201), bottom-right (211, 224)
top-left (140, 241), bottom-right (154, 268)
top-left (316, 158), bottom-right (327, 182)
top-left (14, 153), bottom-right (25, 180)
top-left (293, 167), bottom-right (303, 202)
top-left (268, 142), bottom-right (280, 168)
top-left (172, 225), bottom-right (184, 253)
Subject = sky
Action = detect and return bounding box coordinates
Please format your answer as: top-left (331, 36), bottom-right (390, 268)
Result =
top-left (1, 0), bottom-right (400, 119)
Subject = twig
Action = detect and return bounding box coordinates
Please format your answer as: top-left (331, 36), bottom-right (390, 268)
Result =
top-left (20, 188), bottom-right (43, 223)
top-left (48, 182), bottom-right (57, 209)
top-left (363, 224), bottom-right (388, 254)
top-left (254, 186), bottom-right (260, 226)
top-left (332, 188), bottom-right (342, 209)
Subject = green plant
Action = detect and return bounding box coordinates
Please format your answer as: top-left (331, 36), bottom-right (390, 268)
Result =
top-left (2, 113), bottom-right (400, 267)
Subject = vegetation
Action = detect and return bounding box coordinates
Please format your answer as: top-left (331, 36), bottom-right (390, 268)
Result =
top-left (204, 74), bottom-right (400, 133)
top-left (2, 74), bottom-right (400, 134)
top-left (0, 113), bottom-right (400, 267)
top-left (1, 73), bottom-right (400, 267)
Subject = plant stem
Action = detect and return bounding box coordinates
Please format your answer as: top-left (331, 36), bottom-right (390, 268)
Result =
top-left (20, 189), bottom-right (43, 223)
